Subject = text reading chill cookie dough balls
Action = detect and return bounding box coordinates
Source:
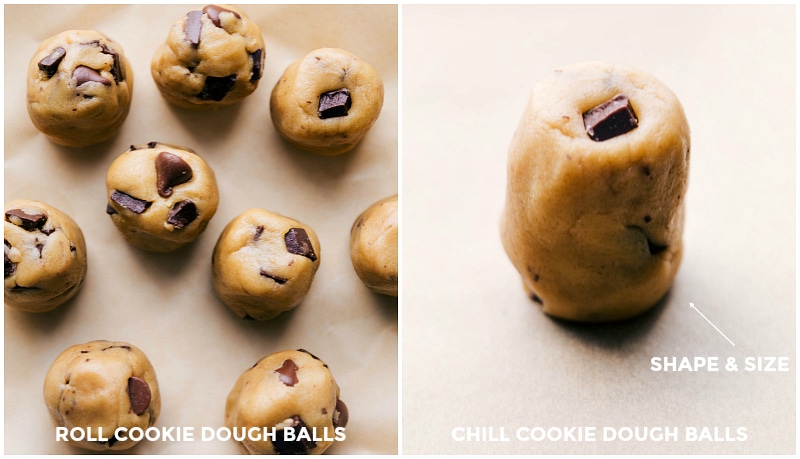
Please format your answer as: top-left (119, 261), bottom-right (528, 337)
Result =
top-left (106, 142), bottom-right (219, 252)
top-left (43, 340), bottom-right (161, 451)
top-left (270, 48), bottom-right (384, 156)
top-left (225, 349), bottom-right (348, 454)
top-left (151, 4), bottom-right (265, 109)
top-left (350, 195), bottom-right (398, 297)
top-left (4, 199), bottom-right (87, 312)
top-left (27, 30), bottom-right (133, 147)
top-left (501, 61), bottom-right (690, 322)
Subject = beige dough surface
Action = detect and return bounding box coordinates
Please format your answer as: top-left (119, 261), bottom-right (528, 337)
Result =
top-left (350, 195), bottom-right (398, 297)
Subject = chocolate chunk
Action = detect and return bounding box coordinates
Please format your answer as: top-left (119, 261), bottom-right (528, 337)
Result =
top-left (36, 242), bottom-right (44, 258)
top-left (647, 239), bottom-right (667, 255)
top-left (4, 240), bottom-right (16, 278)
top-left (147, 141), bottom-right (159, 149)
top-left (583, 94), bottom-right (638, 141)
top-left (275, 359), bottom-right (299, 386)
top-left (5, 209), bottom-right (47, 231)
top-left (156, 152), bottom-right (193, 198)
top-left (110, 190), bottom-right (151, 214)
top-left (284, 228), bottom-right (317, 262)
top-left (73, 66), bottom-right (111, 86)
top-left (99, 43), bottom-right (124, 83)
top-left (273, 416), bottom-right (316, 454)
top-left (185, 10), bottom-right (203, 47)
top-left (333, 399), bottom-right (349, 428)
top-left (197, 74), bottom-right (237, 101)
top-left (260, 269), bottom-right (288, 284)
top-left (254, 225), bottom-right (264, 240)
top-left (106, 203), bottom-right (117, 215)
top-left (250, 49), bottom-right (263, 81)
top-left (127, 377), bottom-right (151, 415)
top-left (167, 200), bottom-right (198, 229)
top-left (318, 88), bottom-right (351, 119)
top-left (202, 4), bottom-right (240, 28)
top-left (38, 47), bottom-right (66, 78)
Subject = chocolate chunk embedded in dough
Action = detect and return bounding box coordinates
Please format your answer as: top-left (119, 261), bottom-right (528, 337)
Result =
top-left (202, 4), bottom-right (241, 28)
top-left (167, 200), bottom-right (198, 229)
top-left (185, 10), bottom-right (203, 48)
top-left (127, 377), bottom-right (151, 415)
top-left (38, 47), bottom-right (66, 78)
top-left (99, 43), bottom-right (124, 83)
top-left (260, 269), bottom-right (288, 285)
top-left (250, 49), bottom-right (264, 81)
top-left (197, 74), bottom-right (237, 101)
top-left (155, 152), bottom-right (193, 198)
top-left (583, 94), bottom-right (638, 142)
top-left (111, 190), bottom-right (151, 214)
top-left (5, 209), bottom-right (48, 231)
top-left (273, 416), bottom-right (316, 454)
top-left (274, 359), bottom-right (299, 386)
top-left (318, 88), bottom-right (352, 119)
top-left (333, 399), bottom-right (349, 428)
top-left (73, 66), bottom-right (111, 86)
top-left (4, 240), bottom-right (16, 278)
top-left (284, 228), bottom-right (317, 261)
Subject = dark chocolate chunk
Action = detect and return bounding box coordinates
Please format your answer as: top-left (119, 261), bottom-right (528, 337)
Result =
top-left (284, 228), bottom-right (317, 262)
top-left (36, 242), bottom-right (44, 258)
top-left (127, 376), bottom-right (151, 415)
top-left (110, 190), bottom-right (151, 214)
top-left (155, 152), bottom-right (193, 198)
top-left (583, 94), bottom-right (638, 142)
top-left (38, 47), bottom-right (66, 78)
top-left (5, 209), bottom-right (47, 231)
top-left (333, 399), bottom-right (349, 428)
top-left (73, 66), bottom-right (111, 86)
top-left (644, 215), bottom-right (652, 223)
top-left (274, 359), bottom-right (299, 386)
top-left (318, 88), bottom-right (352, 119)
top-left (254, 225), bottom-right (264, 240)
top-left (147, 141), bottom-right (159, 149)
top-left (4, 240), bottom-right (16, 278)
top-left (197, 74), bottom-right (237, 101)
top-left (250, 48), bottom-right (264, 81)
top-left (202, 4), bottom-right (241, 28)
top-left (273, 416), bottom-right (316, 454)
top-left (99, 43), bottom-right (124, 83)
top-left (260, 269), bottom-right (288, 284)
top-left (167, 200), bottom-right (198, 229)
top-left (185, 10), bottom-right (203, 47)
top-left (106, 203), bottom-right (117, 215)
top-left (647, 239), bottom-right (668, 255)
top-left (40, 226), bottom-right (55, 236)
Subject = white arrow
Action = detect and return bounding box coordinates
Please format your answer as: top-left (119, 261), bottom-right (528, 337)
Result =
top-left (689, 303), bottom-right (735, 347)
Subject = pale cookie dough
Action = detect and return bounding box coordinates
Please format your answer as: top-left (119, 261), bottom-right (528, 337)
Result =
top-left (225, 349), bottom-right (348, 454)
top-left (500, 61), bottom-right (690, 322)
top-left (106, 142), bottom-right (219, 252)
top-left (151, 4), bottom-right (265, 109)
top-left (4, 199), bottom-right (87, 312)
top-left (270, 48), bottom-right (384, 156)
top-left (26, 30), bottom-right (133, 147)
top-left (43, 340), bottom-right (161, 451)
top-left (350, 195), bottom-right (398, 296)
top-left (212, 209), bottom-right (321, 320)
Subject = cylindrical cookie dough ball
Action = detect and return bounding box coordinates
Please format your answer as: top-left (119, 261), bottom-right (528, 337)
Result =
top-left (225, 349), bottom-right (348, 454)
top-left (212, 209), bottom-right (321, 320)
top-left (350, 195), bottom-right (398, 297)
top-left (151, 4), bottom-right (265, 109)
top-left (26, 30), bottom-right (133, 147)
top-left (4, 199), bottom-right (87, 312)
top-left (43, 340), bottom-right (161, 451)
top-left (106, 142), bottom-right (219, 252)
top-left (270, 48), bottom-right (384, 156)
top-left (500, 61), bottom-right (690, 322)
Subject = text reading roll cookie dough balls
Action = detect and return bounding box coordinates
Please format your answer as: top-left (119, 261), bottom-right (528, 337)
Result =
top-left (225, 349), bottom-right (348, 455)
top-left (43, 340), bottom-right (161, 451)
top-left (106, 142), bottom-right (219, 253)
top-left (151, 4), bottom-right (265, 109)
top-left (212, 209), bottom-right (321, 320)
top-left (500, 61), bottom-right (690, 322)
top-left (350, 195), bottom-right (398, 297)
top-left (4, 199), bottom-right (87, 312)
top-left (270, 48), bottom-right (384, 156)
top-left (26, 30), bottom-right (133, 147)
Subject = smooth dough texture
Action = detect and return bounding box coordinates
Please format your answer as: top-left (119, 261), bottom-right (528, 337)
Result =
top-left (26, 30), bottom-right (133, 147)
top-left (270, 48), bottom-right (384, 156)
top-left (500, 61), bottom-right (690, 322)
top-left (225, 349), bottom-right (348, 455)
top-left (212, 208), bottom-right (321, 320)
top-left (350, 195), bottom-right (398, 296)
top-left (43, 340), bottom-right (161, 451)
top-left (4, 199), bottom-right (87, 312)
top-left (151, 4), bottom-right (265, 109)
top-left (106, 142), bottom-right (219, 252)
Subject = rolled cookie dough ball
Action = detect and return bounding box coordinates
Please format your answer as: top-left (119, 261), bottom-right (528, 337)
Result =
top-left (43, 340), bottom-right (161, 451)
top-left (151, 4), bottom-right (265, 109)
top-left (225, 349), bottom-right (348, 454)
top-left (270, 48), bottom-right (384, 156)
top-left (4, 199), bottom-right (87, 312)
top-left (212, 209), bottom-right (321, 320)
top-left (106, 142), bottom-right (219, 252)
top-left (500, 62), bottom-right (690, 322)
top-left (350, 195), bottom-right (398, 296)
top-left (26, 30), bottom-right (133, 147)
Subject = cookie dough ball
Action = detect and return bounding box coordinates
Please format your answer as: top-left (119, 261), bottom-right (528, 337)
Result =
top-left (4, 200), bottom-right (87, 312)
top-left (270, 48), bottom-right (384, 156)
top-left (151, 4), bottom-right (265, 109)
top-left (500, 61), bottom-right (690, 322)
top-left (225, 349), bottom-right (348, 454)
top-left (106, 142), bottom-right (219, 252)
top-left (213, 209), bottom-right (321, 320)
top-left (350, 195), bottom-right (398, 296)
top-left (43, 340), bottom-right (161, 451)
top-left (26, 30), bottom-right (133, 147)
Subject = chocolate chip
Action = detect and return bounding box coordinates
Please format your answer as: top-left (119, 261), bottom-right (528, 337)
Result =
top-left (185, 10), bottom-right (203, 48)
top-left (333, 399), bottom-right (349, 428)
top-left (106, 204), bottom-right (117, 215)
top-left (297, 349), bottom-right (327, 368)
top-left (197, 74), bottom-right (237, 101)
top-left (5, 209), bottom-right (47, 231)
top-left (38, 47), bottom-right (66, 78)
top-left (318, 88), bottom-right (351, 119)
top-left (73, 66), bottom-right (111, 86)
top-left (275, 359), bottom-right (299, 386)
top-left (647, 239), bottom-right (667, 255)
top-left (4, 240), bottom-right (16, 278)
top-left (254, 225), bottom-right (264, 240)
top-left (155, 152), bottom-right (193, 198)
top-left (36, 242), bottom-right (44, 258)
top-left (202, 4), bottom-right (240, 28)
top-left (250, 49), bottom-right (263, 81)
top-left (644, 215), bottom-right (652, 223)
top-left (99, 43), bottom-right (124, 83)
top-left (260, 269), bottom-right (288, 284)
top-left (147, 141), bottom-right (159, 149)
top-left (167, 200), bottom-right (198, 229)
top-left (583, 94), bottom-right (638, 142)
top-left (284, 228), bottom-right (317, 262)
top-left (110, 190), bottom-right (151, 214)
top-left (273, 416), bottom-right (316, 454)
top-left (127, 377), bottom-right (151, 415)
